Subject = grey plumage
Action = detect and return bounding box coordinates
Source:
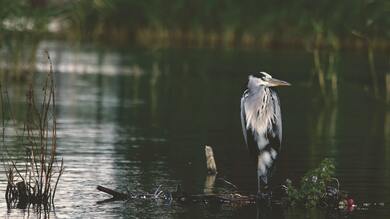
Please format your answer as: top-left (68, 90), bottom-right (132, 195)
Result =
top-left (240, 72), bottom-right (290, 196)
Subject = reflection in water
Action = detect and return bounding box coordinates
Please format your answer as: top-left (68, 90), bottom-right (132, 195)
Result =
top-left (307, 104), bottom-right (339, 167)
top-left (5, 207), bottom-right (55, 219)
top-left (150, 62), bottom-right (161, 122)
top-left (35, 41), bottom-right (144, 76)
top-left (386, 110), bottom-right (390, 185)
top-left (0, 41), bottom-right (389, 218)
top-left (256, 203), bottom-right (285, 219)
top-left (203, 175), bottom-right (216, 194)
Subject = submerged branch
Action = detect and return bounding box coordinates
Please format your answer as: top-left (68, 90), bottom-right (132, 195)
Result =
top-left (96, 184), bottom-right (257, 205)
top-left (97, 186), bottom-right (128, 200)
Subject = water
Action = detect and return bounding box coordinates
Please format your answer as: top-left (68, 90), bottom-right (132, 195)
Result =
top-left (0, 41), bottom-right (389, 218)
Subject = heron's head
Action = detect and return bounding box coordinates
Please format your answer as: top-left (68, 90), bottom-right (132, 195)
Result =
top-left (249, 72), bottom-right (291, 88)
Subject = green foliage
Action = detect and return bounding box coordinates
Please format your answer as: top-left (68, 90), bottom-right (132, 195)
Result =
top-left (286, 158), bottom-right (336, 208)
top-left (64, 0), bottom-right (390, 35)
top-left (1, 1), bottom-right (390, 44)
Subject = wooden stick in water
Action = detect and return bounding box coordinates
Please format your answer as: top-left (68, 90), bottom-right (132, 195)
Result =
top-left (205, 145), bottom-right (217, 175)
top-left (97, 185), bottom-right (128, 200)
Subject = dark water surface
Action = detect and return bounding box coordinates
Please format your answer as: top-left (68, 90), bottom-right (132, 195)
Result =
top-left (0, 41), bottom-right (389, 218)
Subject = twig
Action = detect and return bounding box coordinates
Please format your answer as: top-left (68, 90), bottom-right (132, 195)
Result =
top-left (153, 185), bottom-right (162, 198)
top-left (97, 185), bottom-right (128, 200)
top-left (218, 178), bottom-right (239, 191)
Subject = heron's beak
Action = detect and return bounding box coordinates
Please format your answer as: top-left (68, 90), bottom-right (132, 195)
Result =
top-left (268, 78), bottom-right (291, 87)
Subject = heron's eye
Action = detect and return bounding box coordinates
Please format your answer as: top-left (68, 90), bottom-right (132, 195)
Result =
top-left (259, 72), bottom-right (272, 79)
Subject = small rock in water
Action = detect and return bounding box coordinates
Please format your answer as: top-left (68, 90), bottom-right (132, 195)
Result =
top-left (363, 203), bottom-right (371, 207)
top-left (338, 200), bottom-right (346, 209)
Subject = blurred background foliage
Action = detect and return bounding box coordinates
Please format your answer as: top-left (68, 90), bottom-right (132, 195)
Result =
top-left (0, 0), bottom-right (389, 48)
top-left (0, 0), bottom-right (389, 102)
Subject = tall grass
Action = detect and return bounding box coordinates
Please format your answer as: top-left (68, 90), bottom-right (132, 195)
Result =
top-left (1, 51), bottom-right (63, 209)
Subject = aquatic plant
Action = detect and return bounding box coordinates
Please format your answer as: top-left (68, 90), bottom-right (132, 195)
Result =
top-left (1, 51), bottom-right (63, 209)
top-left (285, 158), bottom-right (338, 208)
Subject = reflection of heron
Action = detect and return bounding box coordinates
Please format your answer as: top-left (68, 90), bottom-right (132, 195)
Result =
top-left (240, 72), bottom-right (290, 198)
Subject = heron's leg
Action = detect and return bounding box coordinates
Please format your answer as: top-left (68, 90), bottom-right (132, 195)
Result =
top-left (256, 155), bottom-right (263, 196)
top-left (257, 170), bottom-right (261, 195)
top-left (257, 155), bottom-right (270, 200)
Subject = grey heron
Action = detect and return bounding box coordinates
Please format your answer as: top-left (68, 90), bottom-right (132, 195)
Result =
top-left (240, 72), bottom-right (290, 198)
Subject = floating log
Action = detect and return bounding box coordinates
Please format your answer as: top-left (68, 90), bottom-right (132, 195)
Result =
top-left (96, 146), bottom-right (372, 215)
top-left (175, 193), bottom-right (257, 205)
top-left (96, 184), bottom-right (258, 205)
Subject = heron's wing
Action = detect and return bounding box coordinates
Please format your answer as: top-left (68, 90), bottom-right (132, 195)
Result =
top-left (240, 90), bottom-right (248, 145)
top-left (270, 91), bottom-right (282, 144)
top-left (241, 91), bottom-right (260, 158)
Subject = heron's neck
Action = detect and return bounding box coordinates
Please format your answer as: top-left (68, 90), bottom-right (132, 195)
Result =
top-left (251, 86), bottom-right (272, 97)
top-left (248, 85), bottom-right (267, 94)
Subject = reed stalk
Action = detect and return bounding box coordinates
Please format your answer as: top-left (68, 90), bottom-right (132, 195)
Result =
top-left (1, 51), bottom-right (64, 209)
